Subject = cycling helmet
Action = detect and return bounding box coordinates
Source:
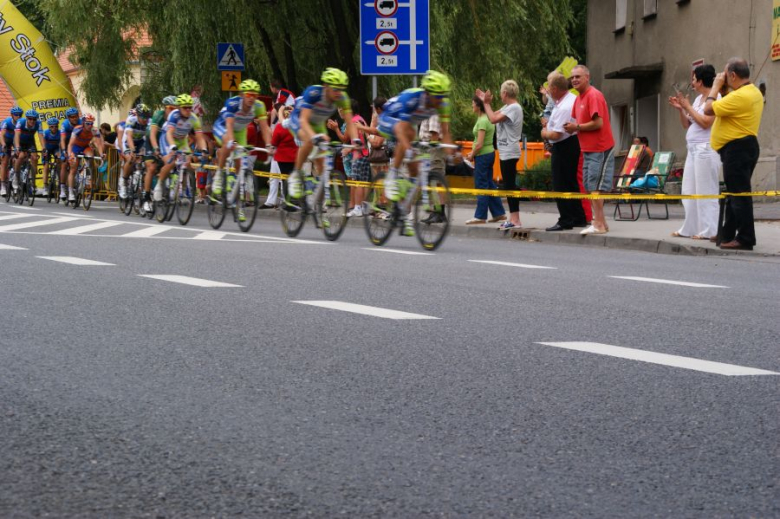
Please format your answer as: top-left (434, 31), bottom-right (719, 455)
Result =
top-left (162, 95), bottom-right (177, 106)
top-left (47, 117), bottom-right (59, 126)
top-left (10, 106), bottom-right (23, 116)
top-left (83, 113), bottom-right (95, 123)
top-left (421, 70), bottom-right (452, 96)
top-left (176, 94), bottom-right (193, 107)
top-left (128, 109), bottom-right (137, 118)
top-left (239, 79), bottom-right (261, 94)
top-left (65, 107), bottom-right (79, 117)
top-left (25, 109), bottom-right (38, 119)
top-left (320, 68), bottom-right (349, 89)
top-left (135, 103), bottom-right (152, 117)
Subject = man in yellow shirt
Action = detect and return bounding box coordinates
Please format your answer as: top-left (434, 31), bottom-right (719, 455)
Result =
top-left (704, 58), bottom-right (764, 250)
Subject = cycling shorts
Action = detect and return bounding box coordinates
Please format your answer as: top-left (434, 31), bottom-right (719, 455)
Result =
top-left (121, 138), bottom-right (145, 154)
top-left (286, 109), bottom-right (326, 141)
top-left (70, 145), bottom-right (88, 156)
top-left (377, 112), bottom-right (402, 139)
top-left (159, 133), bottom-right (187, 156)
top-left (17, 140), bottom-right (37, 153)
top-left (212, 127), bottom-right (247, 147)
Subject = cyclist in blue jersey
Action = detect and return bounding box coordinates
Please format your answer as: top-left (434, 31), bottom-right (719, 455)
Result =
top-left (13, 110), bottom-right (45, 189)
top-left (42, 117), bottom-right (62, 197)
top-left (375, 71), bottom-right (454, 204)
top-left (0, 106), bottom-right (23, 196)
top-left (285, 68), bottom-right (361, 198)
top-left (117, 104), bottom-right (151, 199)
top-left (211, 79), bottom-right (272, 196)
top-left (60, 108), bottom-right (82, 200)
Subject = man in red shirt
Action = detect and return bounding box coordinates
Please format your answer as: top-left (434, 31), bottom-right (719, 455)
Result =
top-left (564, 65), bottom-right (615, 235)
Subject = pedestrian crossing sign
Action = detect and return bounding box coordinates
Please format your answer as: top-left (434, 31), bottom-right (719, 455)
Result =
top-left (222, 71), bottom-right (242, 91)
top-left (217, 43), bottom-right (245, 71)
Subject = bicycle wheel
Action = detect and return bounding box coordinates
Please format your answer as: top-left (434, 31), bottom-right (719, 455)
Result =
top-left (82, 166), bottom-right (93, 211)
top-left (236, 172), bottom-right (258, 232)
top-left (414, 170), bottom-right (451, 251)
top-left (279, 178), bottom-right (307, 237)
top-left (207, 183), bottom-right (227, 230)
top-left (319, 170), bottom-right (349, 241)
top-left (176, 170), bottom-right (196, 226)
top-left (118, 182), bottom-right (130, 214)
top-left (164, 175), bottom-right (176, 222)
top-left (2, 174), bottom-right (10, 203)
top-left (46, 171), bottom-right (56, 204)
top-left (362, 172), bottom-right (396, 247)
top-left (26, 167), bottom-right (35, 206)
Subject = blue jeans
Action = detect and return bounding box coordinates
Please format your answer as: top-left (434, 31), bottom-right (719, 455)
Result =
top-left (474, 152), bottom-right (505, 220)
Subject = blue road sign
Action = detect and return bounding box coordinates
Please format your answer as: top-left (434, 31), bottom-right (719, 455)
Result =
top-left (360, 0), bottom-right (430, 75)
top-left (217, 43), bottom-right (245, 71)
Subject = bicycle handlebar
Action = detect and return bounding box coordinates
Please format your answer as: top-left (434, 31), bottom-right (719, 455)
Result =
top-left (76, 154), bottom-right (103, 165)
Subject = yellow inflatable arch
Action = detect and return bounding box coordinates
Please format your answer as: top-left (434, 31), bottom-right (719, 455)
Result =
top-left (0, 1), bottom-right (78, 121)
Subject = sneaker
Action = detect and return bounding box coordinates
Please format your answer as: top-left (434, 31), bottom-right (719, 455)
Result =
top-left (287, 171), bottom-right (303, 199)
top-left (421, 210), bottom-right (446, 225)
top-left (153, 184), bottom-right (163, 202)
top-left (11, 176), bottom-right (18, 190)
top-left (143, 200), bottom-right (153, 213)
top-left (59, 186), bottom-right (66, 200)
top-left (0, 184), bottom-right (6, 196)
top-left (402, 221), bottom-right (415, 237)
top-left (68, 188), bottom-right (76, 202)
top-left (118, 178), bottom-right (127, 199)
top-left (42, 186), bottom-right (49, 197)
top-left (212, 171), bottom-right (223, 196)
top-left (237, 209), bottom-right (246, 222)
top-left (304, 176), bottom-right (314, 196)
top-left (347, 205), bottom-right (364, 218)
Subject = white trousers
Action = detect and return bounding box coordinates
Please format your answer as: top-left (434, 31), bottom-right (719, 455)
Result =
top-left (677, 142), bottom-right (721, 238)
top-left (266, 160), bottom-right (281, 205)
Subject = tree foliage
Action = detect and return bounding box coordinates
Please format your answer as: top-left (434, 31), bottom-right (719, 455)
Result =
top-left (35, 0), bottom-right (583, 139)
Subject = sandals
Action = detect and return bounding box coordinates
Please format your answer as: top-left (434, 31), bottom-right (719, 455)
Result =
top-left (671, 231), bottom-right (688, 238)
top-left (465, 218), bottom-right (487, 225)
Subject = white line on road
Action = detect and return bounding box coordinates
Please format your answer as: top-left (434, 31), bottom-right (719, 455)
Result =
top-left (120, 226), bottom-right (171, 238)
top-left (293, 301), bottom-right (440, 320)
top-left (48, 221), bottom-right (123, 235)
top-left (0, 244), bottom-right (28, 250)
top-left (138, 275), bottom-right (243, 288)
top-left (37, 256), bottom-right (115, 266)
top-left (0, 213), bottom-right (36, 221)
top-left (0, 217), bottom-right (81, 232)
top-left (469, 260), bottom-right (557, 270)
top-left (9, 206), bottom-right (39, 211)
top-left (193, 231), bottom-right (227, 240)
top-left (536, 342), bottom-right (779, 376)
top-left (609, 276), bottom-right (727, 288)
top-left (54, 212), bottom-right (93, 218)
top-left (362, 248), bottom-right (433, 256)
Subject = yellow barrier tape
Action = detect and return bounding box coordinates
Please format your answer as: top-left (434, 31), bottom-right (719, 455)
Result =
top-left (202, 165), bottom-right (779, 200)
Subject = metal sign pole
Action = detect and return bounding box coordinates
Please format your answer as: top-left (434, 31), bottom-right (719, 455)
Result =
top-left (412, 76), bottom-right (417, 88)
top-left (372, 76), bottom-right (377, 100)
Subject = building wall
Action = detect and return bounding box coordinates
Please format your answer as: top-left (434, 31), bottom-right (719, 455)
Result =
top-left (67, 65), bottom-right (142, 129)
top-left (587, 0), bottom-right (779, 194)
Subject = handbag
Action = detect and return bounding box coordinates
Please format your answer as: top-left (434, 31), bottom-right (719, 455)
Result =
top-left (368, 144), bottom-right (388, 164)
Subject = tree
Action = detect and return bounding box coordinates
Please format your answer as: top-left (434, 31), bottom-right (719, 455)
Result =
top-left (36, 0), bottom-right (582, 139)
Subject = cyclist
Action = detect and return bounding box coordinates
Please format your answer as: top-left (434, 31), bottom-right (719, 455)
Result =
top-left (117, 103), bottom-right (151, 199)
top-left (59, 108), bottom-right (82, 200)
top-left (372, 70), bottom-right (454, 234)
top-left (13, 109), bottom-right (45, 191)
top-left (145, 94), bottom-right (207, 213)
top-left (66, 113), bottom-right (104, 203)
top-left (285, 67), bottom-right (361, 199)
top-left (41, 117), bottom-right (62, 197)
top-left (143, 96), bottom-right (177, 210)
top-left (211, 79), bottom-right (272, 196)
top-left (0, 106), bottom-right (23, 196)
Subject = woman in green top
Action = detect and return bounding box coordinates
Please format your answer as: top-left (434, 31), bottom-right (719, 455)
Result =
top-left (465, 96), bottom-right (506, 224)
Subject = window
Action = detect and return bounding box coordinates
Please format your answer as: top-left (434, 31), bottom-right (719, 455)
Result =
top-left (615, 0), bottom-right (628, 31)
top-left (644, 0), bottom-right (658, 18)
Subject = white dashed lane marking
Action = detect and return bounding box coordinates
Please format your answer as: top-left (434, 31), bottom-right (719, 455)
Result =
top-left (536, 342), bottom-right (779, 376)
top-left (0, 244), bottom-right (28, 250)
top-left (469, 260), bottom-right (557, 270)
top-left (362, 248), bottom-right (433, 256)
top-left (48, 221), bottom-right (124, 235)
top-left (138, 275), bottom-right (243, 288)
top-left (609, 276), bottom-right (727, 289)
top-left (0, 213), bottom-right (36, 221)
top-left (293, 301), bottom-right (440, 320)
top-left (37, 256), bottom-right (115, 266)
top-left (0, 217), bottom-right (81, 232)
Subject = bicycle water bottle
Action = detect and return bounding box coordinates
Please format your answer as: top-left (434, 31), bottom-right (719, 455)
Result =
top-left (227, 173), bottom-right (236, 204)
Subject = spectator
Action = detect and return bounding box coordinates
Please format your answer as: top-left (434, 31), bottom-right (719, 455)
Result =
top-left (541, 72), bottom-right (587, 231)
top-left (364, 96), bottom-right (390, 179)
top-left (564, 65), bottom-right (615, 235)
top-left (633, 136), bottom-right (654, 163)
top-left (268, 105), bottom-right (299, 208)
top-left (265, 102), bottom-right (288, 208)
top-left (669, 64), bottom-right (721, 240)
top-left (704, 57), bottom-right (764, 250)
top-left (419, 114), bottom-right (445, 175)
top-left (465, 95), bottom-right (505, 225)
top-left (269, 79), bottom-right (296, 127)
top-left (100, 123), bottom-right (117, 147)
top-left (478, 80), bottom-right (524, 229)
top-left (328, 99), bottom-right (369, 217)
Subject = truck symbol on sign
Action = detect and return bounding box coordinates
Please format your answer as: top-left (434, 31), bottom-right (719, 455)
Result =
top-left (379, 37), bottom-right (395, 47)
top-left (379, 0), bottom-right (395, 9)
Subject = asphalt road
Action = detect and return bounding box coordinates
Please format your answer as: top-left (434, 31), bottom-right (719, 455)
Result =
top-left (1, 201), bottom-right (779, 518)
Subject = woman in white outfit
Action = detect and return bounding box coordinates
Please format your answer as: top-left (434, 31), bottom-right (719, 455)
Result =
top-left (669, 64), bottom-right (722, 239)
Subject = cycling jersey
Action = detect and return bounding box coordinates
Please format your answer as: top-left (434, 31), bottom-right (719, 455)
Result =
top-left (61, 118), bottom-right (82, 145)
top-left (288, 85), bottom-right (351, 136)
top-left (43, 129), bottom-right (61, 153)
top-left (378, 88), bottom-right (451, 137)
top-left (212, 96), bottom-right (267, 145)
top-left (70, 125), bottom-right (98, 150)
top-left (121, 115), bottom-right (148, 151)
top-left (15, 119), bottom-right (43, 146)
top-left (1, 116), bottom-right (19, 144)
top-left (163, 110), bottom-right (202, 144)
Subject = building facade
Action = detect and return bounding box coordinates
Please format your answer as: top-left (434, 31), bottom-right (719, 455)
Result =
top-left (587, 0), bottom-right (779, 194)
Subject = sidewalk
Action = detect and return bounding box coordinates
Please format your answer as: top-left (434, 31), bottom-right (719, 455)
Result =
top-left (448, 201), bottom-right (780, 257)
